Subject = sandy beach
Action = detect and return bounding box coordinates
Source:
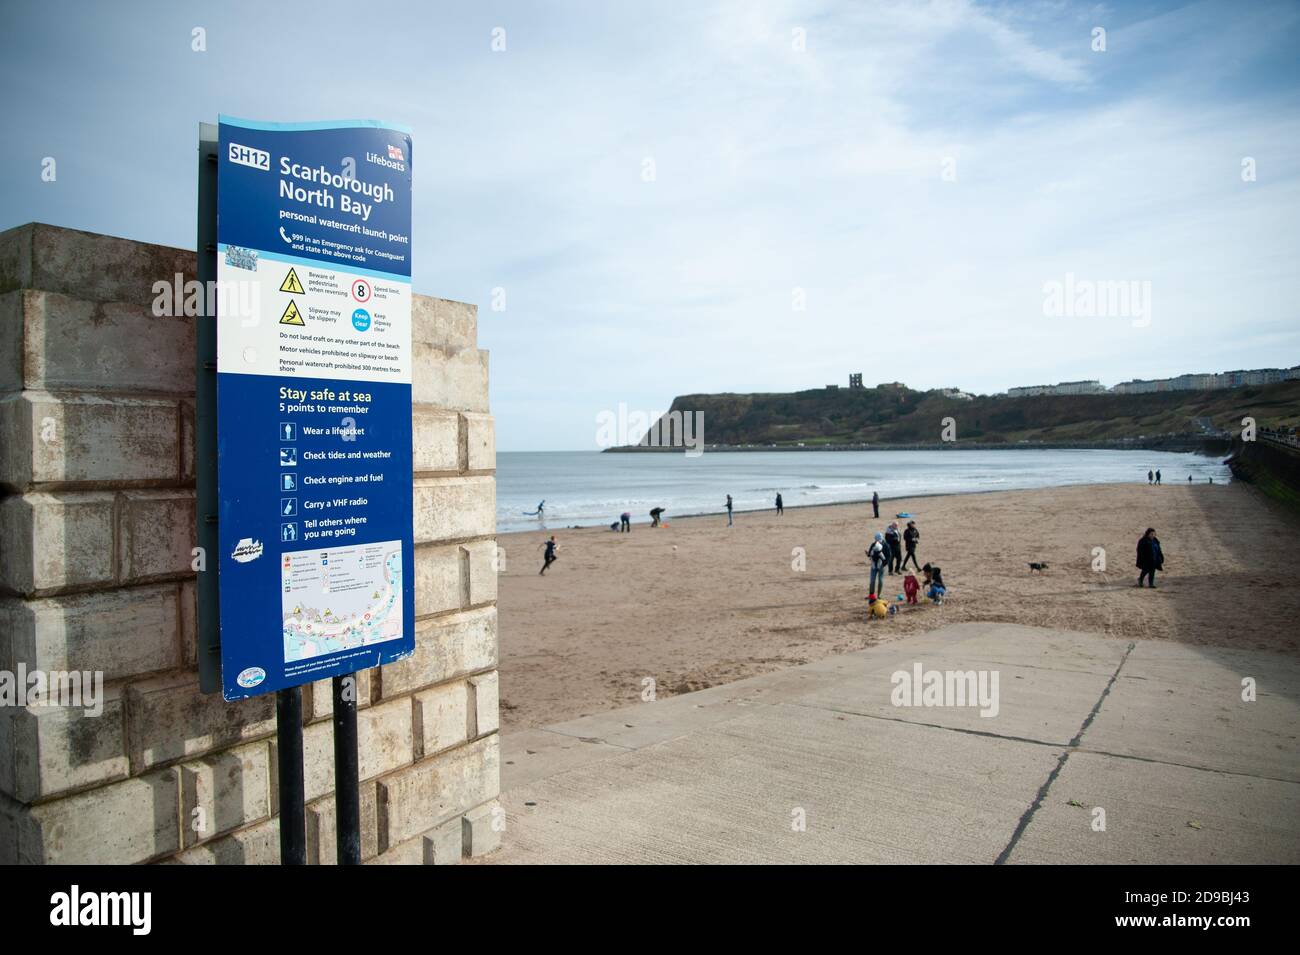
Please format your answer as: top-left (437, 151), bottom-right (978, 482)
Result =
top-left (494, 481), bottom-right (1300, 729)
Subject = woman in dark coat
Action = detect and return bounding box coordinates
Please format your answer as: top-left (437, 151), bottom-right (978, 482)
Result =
top-left (1136, 528), bottom-right (1163, 588)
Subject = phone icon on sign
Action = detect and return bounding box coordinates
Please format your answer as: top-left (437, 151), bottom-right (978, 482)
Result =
top-left (279, 227), bottom-right (293, 244)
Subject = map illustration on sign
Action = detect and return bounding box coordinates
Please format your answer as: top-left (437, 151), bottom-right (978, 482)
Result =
top-left (282, 542), bottom-right (403, 662)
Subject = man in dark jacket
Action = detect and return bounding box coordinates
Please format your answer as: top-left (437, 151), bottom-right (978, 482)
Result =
top-left (1136, 528), bottom-right (1163, 588)
top-left (885, 522), bottom-right (903, 573)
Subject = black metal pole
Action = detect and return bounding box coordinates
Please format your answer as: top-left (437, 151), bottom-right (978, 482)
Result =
top-left (277, 687), bottom-right (307, 864)
top-left (333, 673), bottom-right (362, 865)
top-left (195, 124), bottom-right (222, 694)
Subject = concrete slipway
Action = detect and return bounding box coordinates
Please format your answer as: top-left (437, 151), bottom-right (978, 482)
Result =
top-left (484, 623), bottom-right (1300, 864)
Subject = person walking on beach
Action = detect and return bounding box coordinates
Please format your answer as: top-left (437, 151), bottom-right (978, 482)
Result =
top-left (867, 532), bottom-right (889, 598)
top-left (725, 494), bottom-right (734, 527)
top-left (620, 511), bottom-right (631, 532)
top-left (885, 522), bottom-right (903, 574)
top-left (1147, 470), bottom-right (1153, 485)
top-left (1135, 527), bottom-right (1163, 589)
top-left (902, 520), bottom-right (921, 571)
top-left (539, 535), bottom-right (559, 575)
top-left (1155, 469), bottom-right (1162, 485)
top-left (775, 493), bottom-right (784, 515)
top-left (649, 506), bottom-right (665, 527)
top-left (872, 491), bottom-right (880, 519)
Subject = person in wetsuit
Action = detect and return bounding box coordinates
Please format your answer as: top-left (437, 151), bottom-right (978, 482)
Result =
top-left (539, 536), bottom-right (558, 575)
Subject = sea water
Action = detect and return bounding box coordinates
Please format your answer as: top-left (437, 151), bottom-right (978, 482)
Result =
top-left (496, 449), bottom-right (1230, 533)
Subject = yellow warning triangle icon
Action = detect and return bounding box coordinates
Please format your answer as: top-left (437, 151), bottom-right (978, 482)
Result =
top-left (279, 300), bottom-right (305, 326)
top-left (279, 268), bottom-right (305, 294)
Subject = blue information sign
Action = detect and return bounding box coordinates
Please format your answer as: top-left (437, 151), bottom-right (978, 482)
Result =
top-left (216, 116), bottom-right (415, 700)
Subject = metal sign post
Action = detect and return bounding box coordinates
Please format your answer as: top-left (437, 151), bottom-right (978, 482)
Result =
top-left (277, 687), bottom-right (308, 864)
top-left (332, 674), bottom-right (361, 864)
top-left (195, 124), bottom-right (221, 693)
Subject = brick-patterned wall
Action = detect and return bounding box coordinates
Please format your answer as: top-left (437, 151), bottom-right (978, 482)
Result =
top-left (0, 223), bottom-right (500, 864)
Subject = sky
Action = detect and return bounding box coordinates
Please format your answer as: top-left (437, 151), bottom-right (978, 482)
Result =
top-left (1, 0), bottom-right (1297, 450)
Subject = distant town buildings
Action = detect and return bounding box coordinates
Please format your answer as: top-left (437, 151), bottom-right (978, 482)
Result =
top-left (832, 364), bottom-right (1298, 400)
top-left (1110, 367), bottom-right (1300, 394)
top-left (999, 367), bottom-right (1300, 398)
top-left (1006, 380), bottom-right (1106, 398)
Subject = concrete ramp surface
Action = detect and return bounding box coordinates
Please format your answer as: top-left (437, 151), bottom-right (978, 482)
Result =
top-left (484, 624), bottom-right (1300, 864)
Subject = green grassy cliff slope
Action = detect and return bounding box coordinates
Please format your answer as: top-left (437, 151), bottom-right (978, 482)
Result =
top-left (634, 380), bottom-right (1300, 448)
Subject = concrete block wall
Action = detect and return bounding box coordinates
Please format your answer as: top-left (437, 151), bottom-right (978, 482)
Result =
top-left (0, 223), bottom-right (500, 864)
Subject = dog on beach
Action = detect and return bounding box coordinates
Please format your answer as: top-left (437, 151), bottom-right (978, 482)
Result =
top-left (1027, 562), bottom-right (1049, 573)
